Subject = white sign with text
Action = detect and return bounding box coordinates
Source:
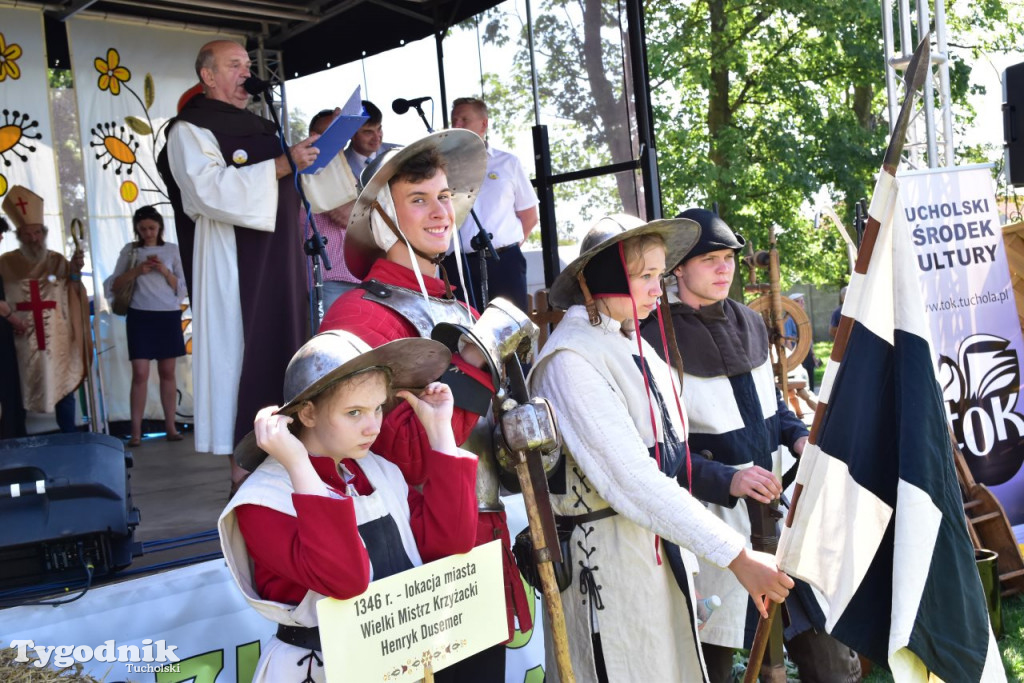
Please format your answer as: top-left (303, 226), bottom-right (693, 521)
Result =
top-left (317, 539), bottom-right (507, 682)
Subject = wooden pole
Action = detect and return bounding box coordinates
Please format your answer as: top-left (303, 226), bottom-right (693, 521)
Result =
top-left (743, 602), bottom-right (780, 683)
top-left (516, 456), bottom-right (575, 683)
top-left (768, 228), bottom-right (788, 397)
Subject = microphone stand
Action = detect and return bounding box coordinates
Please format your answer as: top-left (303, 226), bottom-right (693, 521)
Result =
top-left (408, 102), bottom-right (499, 309)
top-left (412, 102), bottom-right (432, 138)
top-left (469, 213), bottom-right (495, 308)
top-left (252, 82), bottom-right (331, 336)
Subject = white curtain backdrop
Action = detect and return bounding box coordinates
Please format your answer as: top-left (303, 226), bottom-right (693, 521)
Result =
top-left (68, 17), bottom-right (239, 426)
top-left (0, 7), bottom-right (74, 432)
top-left (0, 8), bottom-right (62, 254)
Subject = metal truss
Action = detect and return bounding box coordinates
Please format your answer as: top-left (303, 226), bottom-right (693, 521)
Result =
top-left (881, 0), bottom-right (955, 169)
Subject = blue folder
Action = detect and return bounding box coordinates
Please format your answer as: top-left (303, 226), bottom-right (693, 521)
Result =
top-left (299, 111), bottom-right (369, 175)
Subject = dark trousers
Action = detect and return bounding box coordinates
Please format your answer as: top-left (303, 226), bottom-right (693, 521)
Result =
top-left (802, 351), bottom-right (817, 392)
top-left (702, 642), bottom-right (737, 683)
top-left (55, 391), bottom-right (77, 433)
top-left (0, 292), bottom-right (26, 439)
top-left (0, 343), bottom-right (26, 439)
top-left (442, 243), bottom-right (528, 314)
top-left (434, 641), bottom-right (506, 682)
top-left (702, 631), bottom-right (861, 683)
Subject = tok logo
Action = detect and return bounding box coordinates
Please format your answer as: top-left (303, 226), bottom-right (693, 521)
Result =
top-left (939, 333), bottom-right (1024, 485)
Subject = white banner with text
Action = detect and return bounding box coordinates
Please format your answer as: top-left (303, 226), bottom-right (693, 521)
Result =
top-left (901, 165), bottom-right (1024, 527)
top-left (0, 497), bottom-right (546, 682)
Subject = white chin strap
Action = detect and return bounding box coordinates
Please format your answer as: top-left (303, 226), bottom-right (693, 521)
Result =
top-left (449, 216), bottom-right (475, 323)
top-left (368, 184), bottom-right (435, 312)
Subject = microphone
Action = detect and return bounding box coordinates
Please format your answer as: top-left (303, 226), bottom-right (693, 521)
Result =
top-left (392, 96), bottom-right (432, 115)
top-left (243, 75), bottom-right (274, 96)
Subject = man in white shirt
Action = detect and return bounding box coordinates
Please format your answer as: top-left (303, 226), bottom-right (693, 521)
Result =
top-left (442, 97), bottom-right (538, 312)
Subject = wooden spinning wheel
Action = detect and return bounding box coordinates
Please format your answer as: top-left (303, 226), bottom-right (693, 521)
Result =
top-left (747, 294), bottom-right (812, 374)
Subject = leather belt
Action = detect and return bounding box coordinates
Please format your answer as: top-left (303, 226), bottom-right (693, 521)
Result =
top-left (276, 624), bottom-right (322, 651)
top-left (468, 243), bottom-right (518, 256)
top-left (555, 507), bottom-right (618, 536)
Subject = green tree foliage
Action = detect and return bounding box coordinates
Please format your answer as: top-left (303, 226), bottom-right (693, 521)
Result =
top-left (464, 0), bottom-right (1024, 287)
top-left (288, 107), bottom-right (308, 145)
top-left (465, 4), bottom-right (644, 236)
top-left (647, 0), bottom-right (887, 285)
top-left (48, 70), bottom-right (87, 235)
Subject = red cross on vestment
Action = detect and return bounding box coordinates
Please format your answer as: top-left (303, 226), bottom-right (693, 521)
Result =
top-left (15, 196), bottom-right (28, 215)
top-left (16, 280), bottom-right (57, 350)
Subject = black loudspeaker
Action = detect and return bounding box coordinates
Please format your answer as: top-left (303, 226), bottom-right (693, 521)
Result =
top-left (0, 433), bottom-right (140, 591)
top-left (1004, 61), bottom-right (1024, 187)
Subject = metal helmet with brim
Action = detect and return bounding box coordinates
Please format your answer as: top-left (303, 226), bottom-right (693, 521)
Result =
top-left (234, 330), bottom-right (451, 471)
top-left (548, 214), bottom-right (701, 311)
top-left (344, 129), bottom-right (487, 280)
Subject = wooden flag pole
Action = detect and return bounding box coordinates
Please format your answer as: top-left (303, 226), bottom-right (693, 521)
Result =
top-left (743, 33), bottom-right (931, 683)
top-left (743, 602), bottom-right (780, 683)
top-left (768, 227), bottom-right (789, 398)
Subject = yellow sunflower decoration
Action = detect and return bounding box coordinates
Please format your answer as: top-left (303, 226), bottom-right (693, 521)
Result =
top-left (0, 33), bottom-right (21, 82)
top-left (91, 46), bottom-right (168, 206)
top-left (94, 48), bottom-right (131, 95)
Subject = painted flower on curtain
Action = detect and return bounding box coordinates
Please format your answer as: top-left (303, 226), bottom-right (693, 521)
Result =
top-left (0, 100), bottom-right (41, 197)
top-left (0, 33), bottom-right (22, 81)
top-left (181, 303), bottom-right (192, 355)
top-left (90, 121), bottom-right (139, 175)
top-left (0, 111), bottom-right (42, 197)
top-left (0, 30), bottom-right (41, 197)
top-left (90, 47), bottom-right (168, 205)
top-left (94, 48), bottom-right (130, 95)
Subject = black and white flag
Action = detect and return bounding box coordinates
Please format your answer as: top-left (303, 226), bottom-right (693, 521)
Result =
top-left (777, 172), bottom-right (1005, 682)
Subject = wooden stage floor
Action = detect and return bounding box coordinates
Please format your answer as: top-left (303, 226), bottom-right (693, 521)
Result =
top-left (120, 431), bottom-right (228, 575)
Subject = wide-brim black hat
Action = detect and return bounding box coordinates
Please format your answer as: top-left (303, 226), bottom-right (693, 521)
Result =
top-left (548, 214), bottom-right (700, 310)
top-left (674, 208), bottom-right (745, 268)
top-left (344, 129), bottom-right (487, 280)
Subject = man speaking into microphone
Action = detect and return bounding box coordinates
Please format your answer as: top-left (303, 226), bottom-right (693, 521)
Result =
top-left (160, 39), bottom-right (357, 491)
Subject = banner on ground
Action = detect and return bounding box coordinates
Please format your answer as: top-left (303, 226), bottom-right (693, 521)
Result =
top-left (67, 18), bottom-right (235, 425)
top-left (0, 495), bottom-right (546, 683)
top-left (0, 560), bottom-right (273, 682)
top-left (0, 7), bottom-right (62, 254)
top-left (900, 165), bottom-right (1024, 526)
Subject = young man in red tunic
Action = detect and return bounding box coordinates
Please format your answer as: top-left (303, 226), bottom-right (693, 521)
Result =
top-left (320, 129), bottom-right (533, 681)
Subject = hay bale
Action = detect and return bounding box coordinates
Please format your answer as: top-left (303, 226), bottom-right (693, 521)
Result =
top-left (0, 647), bottom-right (105, 682)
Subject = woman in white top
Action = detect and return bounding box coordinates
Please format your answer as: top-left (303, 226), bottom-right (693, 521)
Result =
top-left (107, 206), bottom-right (187, 446)
top-left (529, 214), bottom-right (794, 683)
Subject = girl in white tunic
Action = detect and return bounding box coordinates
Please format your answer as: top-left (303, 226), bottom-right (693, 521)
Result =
top-left (529, 215), bottom-right (794, 683)
top-left (219, 331), bottom-right (479, 682)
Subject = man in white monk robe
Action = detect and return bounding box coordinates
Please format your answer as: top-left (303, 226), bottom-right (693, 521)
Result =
top-left (160, 40), bottom-right (357, 489)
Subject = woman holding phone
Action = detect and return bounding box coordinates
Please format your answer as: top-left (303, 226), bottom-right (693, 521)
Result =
top-left (107, 205), bottom-right (187, 446)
